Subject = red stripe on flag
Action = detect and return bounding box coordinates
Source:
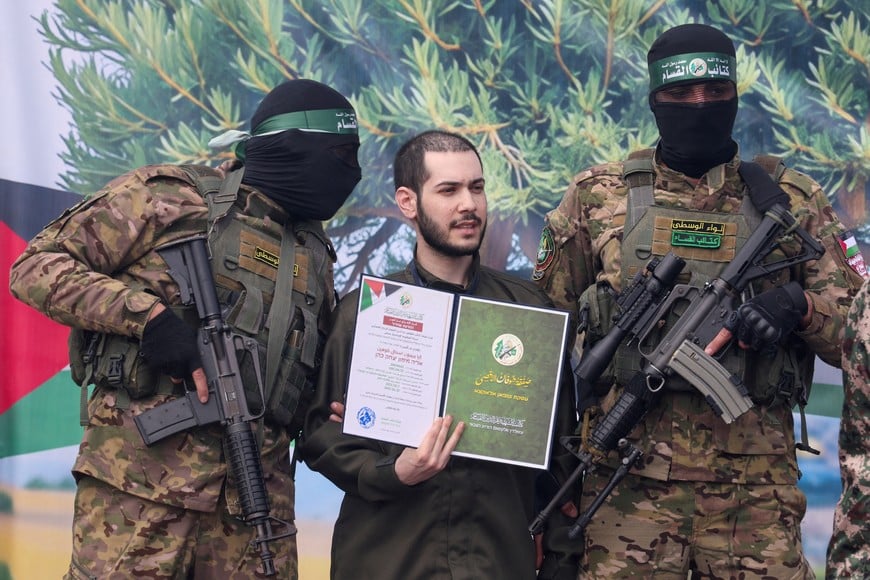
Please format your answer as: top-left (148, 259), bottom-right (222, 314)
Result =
top-left (366, 279), bottom-right (384, 295)
top-left (0, 221), bottom-right (70, 414)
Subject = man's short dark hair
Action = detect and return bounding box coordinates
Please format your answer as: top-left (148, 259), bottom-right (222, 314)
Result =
top-left (393, 130), bottom-right (482, 194)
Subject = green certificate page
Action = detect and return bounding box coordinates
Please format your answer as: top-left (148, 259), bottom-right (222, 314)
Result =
top-left (442, 296), bottom-right (569, 468)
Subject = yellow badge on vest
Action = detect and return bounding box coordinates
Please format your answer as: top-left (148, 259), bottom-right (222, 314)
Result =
top-left (254, 246), bottom-right (280, 268)
top-left (254, 245), bottom-right (300, 276)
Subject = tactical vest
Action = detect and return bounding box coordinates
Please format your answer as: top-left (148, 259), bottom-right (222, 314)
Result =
top-left (577, 150), bottom-right (814, 436)
top-left (69, 164), bottom-right (336, 438)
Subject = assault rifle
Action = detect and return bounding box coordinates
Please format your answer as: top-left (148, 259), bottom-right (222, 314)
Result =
top-left (530, 202), bottom-right (824, 540)
top-left (134, 236), bottom-right (294, 576)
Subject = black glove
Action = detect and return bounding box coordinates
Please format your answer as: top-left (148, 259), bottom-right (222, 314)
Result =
top-left (140, 308), bottom-right (202, 379)
top-left (534, 472), bottom-right (582, 580)
top-left (725, 281), bottom-right (808, 352)
top-left (538, 552), bottom-right (581, 580)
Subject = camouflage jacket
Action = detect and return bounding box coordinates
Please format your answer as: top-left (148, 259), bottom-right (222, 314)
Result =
top-left (827, 277), bottom-right (870, 578)
top-left (8, 165), bottom-right (295, 513)
top-left (534, 151), bottom-right (865, 484)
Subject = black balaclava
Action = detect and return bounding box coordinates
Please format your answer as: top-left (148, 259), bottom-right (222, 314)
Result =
top-left (647, 23), bottom-right (739, 178)
top-left (238, 79), bottom-right (361, 220)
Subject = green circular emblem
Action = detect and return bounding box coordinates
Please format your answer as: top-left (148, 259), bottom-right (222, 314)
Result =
top-left (532, 227), bottom-right (555, 281)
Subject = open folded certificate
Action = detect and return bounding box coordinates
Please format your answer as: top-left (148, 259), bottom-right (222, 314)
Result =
top-left (343, 274), bottom-right (570, 469)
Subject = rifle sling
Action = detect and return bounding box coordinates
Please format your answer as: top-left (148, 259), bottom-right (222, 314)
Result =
top-left (736, 161), bottom-right (791, 211)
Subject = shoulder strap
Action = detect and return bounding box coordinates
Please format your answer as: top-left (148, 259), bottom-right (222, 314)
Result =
top-left (623, 148), bottom-right (656, 233)
top-left (180, 164), bottom-right (297, 393)
top-left (265, 222), bottom-right (298, 393)
top-left (179, 164), bottom-right (244, 223)
top-left (740, 156), bottom-right (818, 454)
top-left (292, 219), bottom-right (336, 367)
top-left (751, 154), bottom-right (786, 182)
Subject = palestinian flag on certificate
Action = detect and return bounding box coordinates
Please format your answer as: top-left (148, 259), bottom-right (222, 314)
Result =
top-left (359, 277), bottom-right (403, 311)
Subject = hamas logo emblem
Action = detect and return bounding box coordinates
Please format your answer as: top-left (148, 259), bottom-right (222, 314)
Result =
top-left (532, 227), bottom-right (555, 281)
top-left (688, 58), bottom-right (708, 77)
top-left (492, 334), bottom-right (523, 367)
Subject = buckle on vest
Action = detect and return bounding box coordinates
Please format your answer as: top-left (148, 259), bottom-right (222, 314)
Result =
top-left (82, 332), bottom-right (99, 364)
top-left (774, 371), bottom-right (807, 407)
top-left (576, 302), bottom-right (590, 335)
top-left (107, 354), bottom-right (124, 386)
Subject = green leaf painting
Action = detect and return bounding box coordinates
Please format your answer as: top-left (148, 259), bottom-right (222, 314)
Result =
top-left (41, 0), bottom-right (870, 291)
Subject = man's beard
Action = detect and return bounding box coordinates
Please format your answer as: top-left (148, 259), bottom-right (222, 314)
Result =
top-left (417, 202), bottom-right (486, 258)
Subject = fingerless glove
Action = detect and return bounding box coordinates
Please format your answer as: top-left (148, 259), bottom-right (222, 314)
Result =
top-left (140, 308), bottom-right (202, 379)
top-left (725, 281), bottom-right (808, 352)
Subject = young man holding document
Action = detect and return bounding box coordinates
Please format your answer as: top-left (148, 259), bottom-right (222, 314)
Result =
top-left (302, 130), bottom-right (578, 579)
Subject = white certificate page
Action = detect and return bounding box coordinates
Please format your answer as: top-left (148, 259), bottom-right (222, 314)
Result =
top-left (343, 275), bottom-right (455, 447)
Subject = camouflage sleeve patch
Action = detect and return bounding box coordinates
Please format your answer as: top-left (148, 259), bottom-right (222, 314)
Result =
top-left (837, 230), bottom-right (869, 280)
top-left (534, 162), bottom-right (631, 315)
top-left (8, 168), bottom-right (208, 338)
top-left (778, 167), bottom-right (819, 200)
top-left (779, 167), bottom-right (867, 366)
top-left (532, 226), bottom-right (556, 281)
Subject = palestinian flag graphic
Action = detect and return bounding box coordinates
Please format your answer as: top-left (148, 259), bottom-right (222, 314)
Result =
top-left (839, 231), bottom-right (860, 258)
top-left (839, 230), bottom-right (868, 279)
top-left (359, 277), bottom-right (403, 311)
top-left (1, 178), bottom-right (83, 458)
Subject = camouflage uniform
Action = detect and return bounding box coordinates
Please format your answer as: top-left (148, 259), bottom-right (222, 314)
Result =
top-left (9, 165), bottom-right (304, 579)
top-left (534, 151), bottom-right (865, 579)
top-left (827, 277), bottom-right (870, 578)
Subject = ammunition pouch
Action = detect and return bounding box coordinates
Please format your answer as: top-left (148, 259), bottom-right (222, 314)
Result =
top-left (69, 330), bottom-right (161, 399)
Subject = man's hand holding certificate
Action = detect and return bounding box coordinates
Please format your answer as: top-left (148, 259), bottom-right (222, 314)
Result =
top-left (343, 275), bottom-right (569, 468)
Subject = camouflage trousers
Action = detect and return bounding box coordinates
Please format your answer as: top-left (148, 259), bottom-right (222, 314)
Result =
top-left (65, 476), bottom-right (298, 579)
top-left (576, 471), bottom-right (813, 579)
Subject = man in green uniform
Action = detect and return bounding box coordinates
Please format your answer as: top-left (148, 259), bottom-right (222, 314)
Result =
top-left (303, 130), bottom-right (578, 579)
top-left (827, 276), bottom-right (870, 578)
top-left (9, 79), bottom-right (361, 579)
top-left (533, 23), bottom-right (866, 578)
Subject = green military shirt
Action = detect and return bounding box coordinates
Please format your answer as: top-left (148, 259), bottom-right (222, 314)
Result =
top-left (302, 255), bottom-right (578, 580)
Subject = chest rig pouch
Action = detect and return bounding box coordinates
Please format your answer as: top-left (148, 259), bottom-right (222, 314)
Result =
top-left (580, 151), bottom-right (812, 413)
top-left (187, 166), bottom-right (337, 436)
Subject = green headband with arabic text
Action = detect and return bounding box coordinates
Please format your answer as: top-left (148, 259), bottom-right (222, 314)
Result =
top-left (648, 52), bottom-right (736, 92)
top-left (208, 108), bottom-right (358, 159)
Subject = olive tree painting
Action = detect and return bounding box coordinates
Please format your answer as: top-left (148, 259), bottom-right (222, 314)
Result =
top-left (42, 0), bottom-right (869, 292)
